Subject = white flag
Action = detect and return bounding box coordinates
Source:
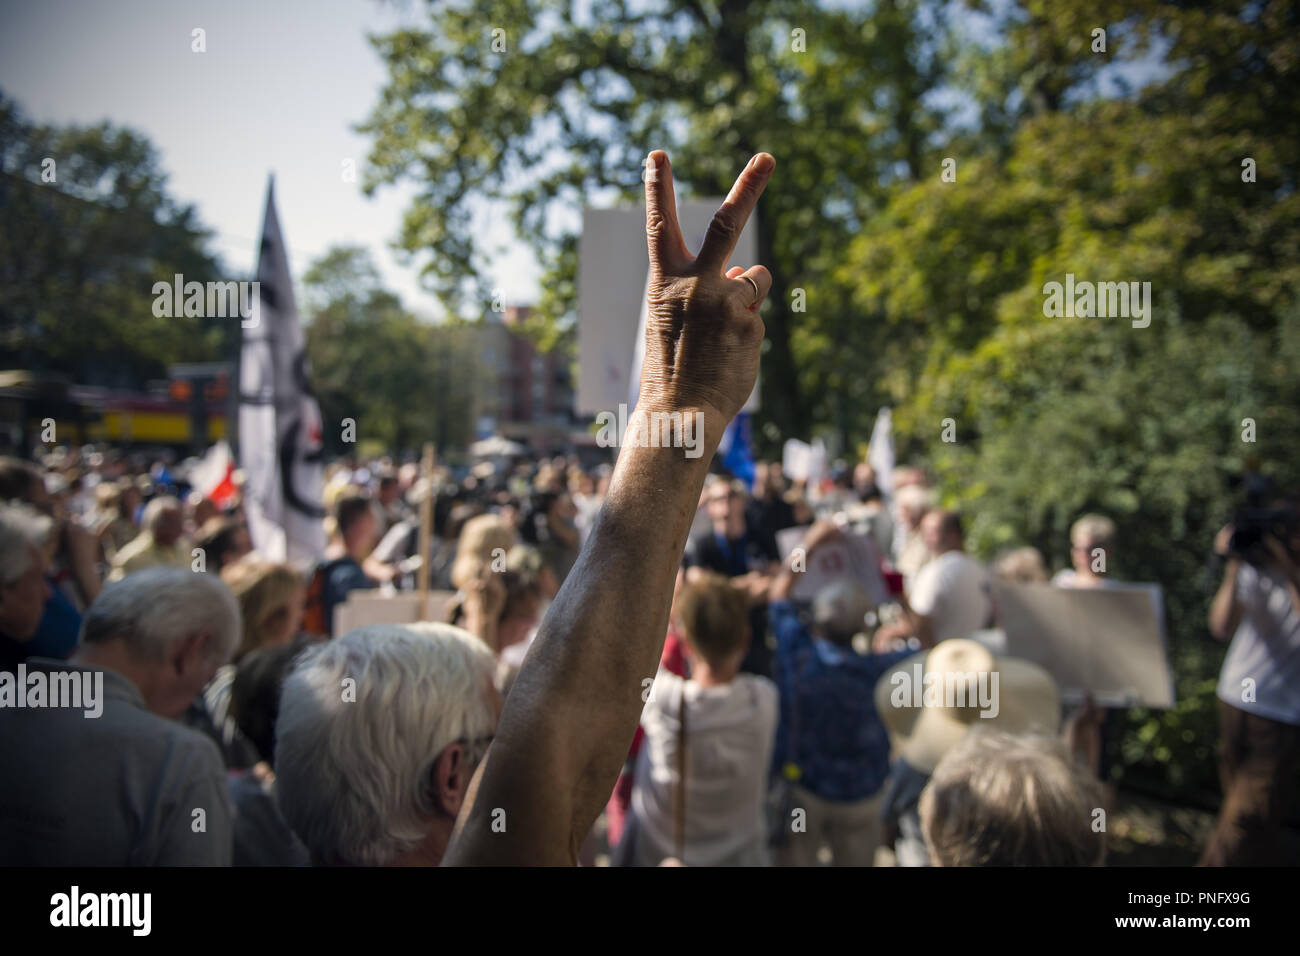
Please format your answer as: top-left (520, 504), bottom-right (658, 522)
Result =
top-left (238, 178), bottom-right (325, 567)
top-left (869, 406), bottom-right (896, 498)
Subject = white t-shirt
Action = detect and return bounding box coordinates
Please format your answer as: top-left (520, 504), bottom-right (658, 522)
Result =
top-left (909, 550), bottom-right (992, 643)
top-left (629, 670), bottom-right (778, 867)
top-left (1217, 563), bottom-right (1300, 725)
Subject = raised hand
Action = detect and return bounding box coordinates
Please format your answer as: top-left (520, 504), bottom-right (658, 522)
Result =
top-left (444, 149), bottom-right (778, 867)
top-left (640, 150), bottom-right (774, 428)
top-left (801, 519), bottom-right (845, 555)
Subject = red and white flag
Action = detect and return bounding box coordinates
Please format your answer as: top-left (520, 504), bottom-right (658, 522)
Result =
top-left (191, 440), bottom-right (237, 508)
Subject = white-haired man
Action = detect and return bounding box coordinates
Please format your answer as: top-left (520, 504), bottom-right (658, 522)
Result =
top-left (0, 503), bottom-right (53, 671)
top-left (891, 483), bottom-right (935, 587)
top-left (0, 567), bottom-right (239, 864)
top-left (108, 495), bottom-right (191, 581)
top-left (275, 623), bottom-right (499, 866)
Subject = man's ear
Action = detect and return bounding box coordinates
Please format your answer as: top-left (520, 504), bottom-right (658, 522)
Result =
top-left (429, 743), bottom-right (467, 819)
top-left (171, 631), bottom-right (209, 676)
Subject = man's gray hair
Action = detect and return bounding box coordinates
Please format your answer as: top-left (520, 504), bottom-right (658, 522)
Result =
top-left (0, 502), bottom-right (53, 586)
top-left (812, 579), bottom-right (873, 642)
top-left (141, 495), bottom-right (182, 533)
top-left (80, 567), bottom-right (240, 664)
top-left (275, 622), bottom-right (497, 866)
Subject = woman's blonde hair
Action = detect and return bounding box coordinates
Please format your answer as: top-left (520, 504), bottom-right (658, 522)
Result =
top-left (676, 571), bottom-right (750, 668)
top-left (450, 514), bottom-right (516, 590)
top-left (221, 560), bottom-right (304, 661)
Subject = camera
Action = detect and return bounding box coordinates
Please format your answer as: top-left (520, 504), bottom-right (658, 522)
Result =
top-left (1227, 506), bottom-right (1297, 563)
top-left (1221, 470), bottom-right (1299, 566)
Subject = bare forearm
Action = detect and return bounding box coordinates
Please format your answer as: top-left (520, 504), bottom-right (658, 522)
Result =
top-left (770, 563), bottom-right (796, 602)
top-left (445, 147), bottom-right (774, 865)
top-left (444, 421), bottom-right (717, 864)
top-left (1208, 559), bottom-right (1242, 641)
top-left (66, 523), bottom-right (102, 604)
top-left (913, 614), bottom-right (935, 649)
top-left (1274, 556), bottom-right (1300, 616)
top-left (542, 435), bottom-right (714, 714)
top-left (1283, 574), bottom-right (1300, 619)
top-left (464, 608), bottom-right (499, 654)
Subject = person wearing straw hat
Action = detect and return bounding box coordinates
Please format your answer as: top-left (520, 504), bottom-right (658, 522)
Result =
top-left (875, 638), bottom-right (1060, 865)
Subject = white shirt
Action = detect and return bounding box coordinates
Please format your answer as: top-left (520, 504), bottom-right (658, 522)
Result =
top-left (1217, 563), bottom-right (1300, 725)
top-left (909, 550), bottom-right (992, 643)
top-left (630, 670), bottom-right (778, 866)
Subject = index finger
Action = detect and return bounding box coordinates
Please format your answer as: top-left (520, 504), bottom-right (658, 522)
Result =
top-left (696, 152), bottom-right (775, 274)
top-left (644, 150), bottom-right (689, 273)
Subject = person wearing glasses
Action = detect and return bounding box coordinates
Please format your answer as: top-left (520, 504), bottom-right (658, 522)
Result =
top-left (1052, 514), bottom-right (1118, 589)
top-left (275, 623), bottom-right (500, 866)
top-left (1051, 513), bottom-right (1125, 789)
top-left (682, 479), bottom-right (782, 677)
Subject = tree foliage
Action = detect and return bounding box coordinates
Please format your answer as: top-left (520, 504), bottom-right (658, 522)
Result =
top-left (362, 0), bottom-right (954, 443)
top-left (0, 94), bottom-right (227, 386)
top-left (841, 0), bottom-right (1300, 795)
top-left (303, 245), bottom-right (480, 457)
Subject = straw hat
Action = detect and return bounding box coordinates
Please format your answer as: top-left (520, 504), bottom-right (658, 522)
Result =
top-left (874, 638), bottom-right (1060, 774)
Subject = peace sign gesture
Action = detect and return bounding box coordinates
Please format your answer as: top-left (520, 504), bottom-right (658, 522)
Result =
top-left (640, 150), bottom-right (775, 431)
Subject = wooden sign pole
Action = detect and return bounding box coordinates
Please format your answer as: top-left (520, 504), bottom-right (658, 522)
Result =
top-left (417, 442), bottom-right (435, 620)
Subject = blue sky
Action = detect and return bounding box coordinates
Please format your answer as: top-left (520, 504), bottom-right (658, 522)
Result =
top-left (0, 0), bottom-right (543, 318)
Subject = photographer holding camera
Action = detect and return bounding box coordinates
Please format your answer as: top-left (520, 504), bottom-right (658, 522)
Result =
top-left (1202, 500), bottom-right (1300, 865)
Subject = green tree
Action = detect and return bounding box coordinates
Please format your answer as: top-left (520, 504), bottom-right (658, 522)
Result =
top-left (839, 0), bottom-right (1300, 797)
top-left (361, 0), bottom-right (953, 448)
top-left (303, 245), bottom-right (479, 456)
top-left (0, 94), bottom-right (227, 386)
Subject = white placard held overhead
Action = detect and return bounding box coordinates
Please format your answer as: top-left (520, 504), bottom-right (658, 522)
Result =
top-left (995, 582), bottom-right (1175, 708)
top-left (578, 199), bottom-right (759, 416)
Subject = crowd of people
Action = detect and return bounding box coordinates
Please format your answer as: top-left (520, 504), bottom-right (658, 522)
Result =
top-left (2, 441), bottom-right (1294, 867)
top-left (2, 150), bottom-right (1297, 868)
